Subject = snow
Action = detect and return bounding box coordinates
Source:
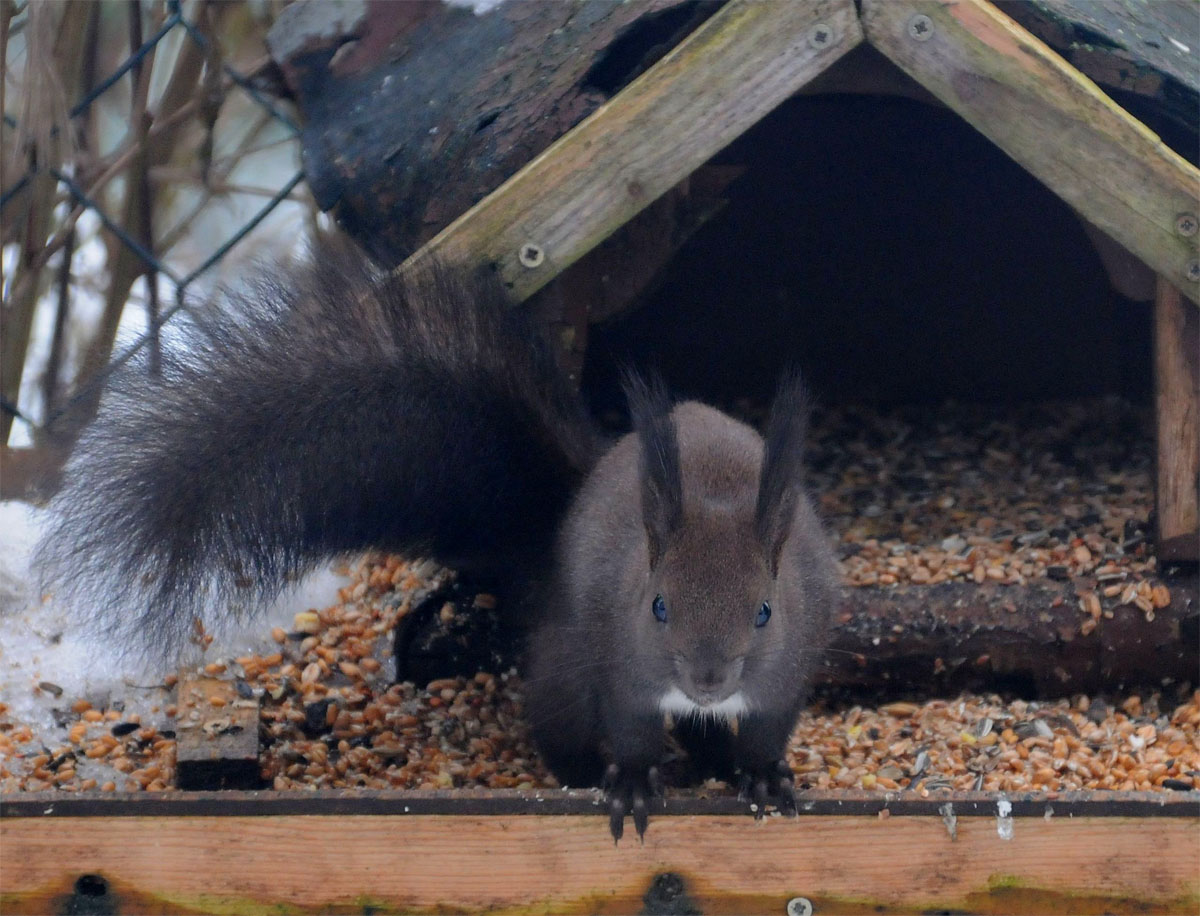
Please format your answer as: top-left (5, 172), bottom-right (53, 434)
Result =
top-left (0, 0), bottom-right (496, 755)
top-left (446, 0), bottom-right (508, 13)
top-left (0, 499), bottom-right (348, 739)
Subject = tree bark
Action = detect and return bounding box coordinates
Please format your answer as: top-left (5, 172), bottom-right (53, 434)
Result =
top-left (821, 574), bottom-right (1199, 695)
top-left (267, 0), bottom-right (721, 265)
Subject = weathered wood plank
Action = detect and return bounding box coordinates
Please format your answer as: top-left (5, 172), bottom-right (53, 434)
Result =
top-left (998, 0), bottom-right (1200, 96)
top-left (3, 810), bottom-right (1197, 914)
top-left (861, 0), bottom-right (1200, 304)
top-left (526, 164), bottom-right (742, 382)
top-left (825, 574), bottom-right (1198, 695)
top-left (402, 0), bottom-right (864, 300)
top-left (173, 674), bottom-right (261, 791)
top-left (268, 0), bottom-right (720, 264)
top-left (1155, 278), bottom-right (1200, 561)
top-left (6, 787), bottom-right (1198, 819)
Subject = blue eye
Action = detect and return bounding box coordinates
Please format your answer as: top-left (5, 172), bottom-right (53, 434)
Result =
top-left (755, 601), bottom-right (771, 627)
top-left (652, 594), bottom-right (668, 623)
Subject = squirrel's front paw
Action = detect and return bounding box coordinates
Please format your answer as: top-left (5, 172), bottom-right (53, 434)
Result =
top-left (603, 762), bottom-right (664, 843)
top-left (737, 758), bottom-right (797, 819)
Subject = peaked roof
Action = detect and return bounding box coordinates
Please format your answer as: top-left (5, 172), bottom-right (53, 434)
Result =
top-left (397, 0), bottom-right (1196, 304)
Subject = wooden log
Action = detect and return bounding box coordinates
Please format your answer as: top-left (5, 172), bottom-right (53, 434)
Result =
top-left (173, 673), bottom-right (261, 791)
top-left (397, 574), bottom-right (1198, 697)
top-left (276, 1), bottom-right (1197, 275)
top-left (3, 791), bottom-right (1197, 915)
top-left (995, 0), bottom-right (1199, 136)
top-left (1155, 279), bottom-right (1200, 562)
top-left (822, 575), bottom-right (1199, 695)
top-left (860, 0), bottom-right (1200, 303)
top-left (267, 0), bottom-right (720, 264)
top-left (7, 786), bottom-right (1196, 818)
top-left (404, 0), bottom-right (864, 300)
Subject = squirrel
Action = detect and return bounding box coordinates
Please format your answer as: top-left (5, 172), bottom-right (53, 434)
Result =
top-left (36, 241), bottom-right (838, 840)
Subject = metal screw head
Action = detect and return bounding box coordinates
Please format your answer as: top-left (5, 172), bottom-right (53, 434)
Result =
top-left (1176, 213), bottom-right (1198, 237)
top-left (518, 243), bottom-right (545, 269)
top-left (807, 22), bottom-right (834, 49)
top-left (908, 13), bottom-right (934, 41)
top-left (786, 897), bottom-right (814, 916)
top-left (1186, 259), bottom-right (1200, 282)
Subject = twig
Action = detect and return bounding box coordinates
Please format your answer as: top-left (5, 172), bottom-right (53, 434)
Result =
top-left (0, 1), bottom-right (90, 445)
top-left (129, 0), bottom-right (160, 375)
top-left (1, 0), bottom-right (13, 196)
top-left (78, 0), bottom-right (232, 394)
top-left (148, 170), bottom-right (307, 200)
top-left (23, 97), bottom-right (207, 276)
top-left (43, 223), bottom-right (74, 423)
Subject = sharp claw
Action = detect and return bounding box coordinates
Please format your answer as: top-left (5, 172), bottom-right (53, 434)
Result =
top-left (632, 793), bottom-right (649, 839)
top-left (605, 763), bottom-right (662, 840)
top-left (609, 795), bottom-right (626, 844)
top-left (752, 778), bottom-right (769, 819)
top-left (738, 759), bottom-right (797, 818)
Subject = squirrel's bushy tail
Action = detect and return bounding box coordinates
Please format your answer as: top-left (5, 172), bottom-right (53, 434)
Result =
top-left (35, 244), bottom-right (599, 652)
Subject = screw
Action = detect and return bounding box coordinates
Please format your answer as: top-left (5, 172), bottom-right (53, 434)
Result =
top-left (908, 13), bottom-right (934, 41)
top-left (786, 897), bottom-right (814, 916)
top-left (1186, 260), bottom-right (1200, 282)
top-left (1176, 213), bottom-right (1198, 237)
top-left (807, 22), bottom-right (834, 49)
top-left (518, 243), bottom-right (545, 269)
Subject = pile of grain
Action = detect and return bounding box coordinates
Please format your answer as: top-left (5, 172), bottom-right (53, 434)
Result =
top-left (2, 399), bottom-right (1192, 797)
top-left (811, 399), bottom-right (1159, 591)
top-left (3, 552), bottom-right (1196, 796)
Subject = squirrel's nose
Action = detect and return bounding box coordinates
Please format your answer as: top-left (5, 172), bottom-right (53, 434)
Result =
top-left (695, 666), bottom-right (723, 692)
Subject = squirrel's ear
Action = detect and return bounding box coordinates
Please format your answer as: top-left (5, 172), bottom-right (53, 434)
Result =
top-left (623, 369), bottom-right (682, 570)
top-left (756, 370), bottom-right (810, 576)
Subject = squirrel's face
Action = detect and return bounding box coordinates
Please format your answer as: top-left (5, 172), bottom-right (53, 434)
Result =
top-left (642, 511), bottom-right (789, 718)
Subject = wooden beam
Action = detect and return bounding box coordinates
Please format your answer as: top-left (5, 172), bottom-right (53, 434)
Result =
top-left (824, 574), bottom-right (1199, 695)
top-left (860, 0), bottom-right (1200, 304)
top-left (6, 787), bottom-right (1197, 818)
top-left (3, 798), bottom-right (1197, 914)
top-left (1156, 278), bottom-right (1200, 561)
top-left (173, 673), bottom-right (262, 791)
top-left (526, 165), bottom-right (743, 382)
top-left (401, 0), bottom-right (864, 300)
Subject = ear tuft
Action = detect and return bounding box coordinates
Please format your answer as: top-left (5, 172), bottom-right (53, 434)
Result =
top-left (756, 370), bottom-right (811, 576)
top-left (622, 369), bottom-right (682, 569)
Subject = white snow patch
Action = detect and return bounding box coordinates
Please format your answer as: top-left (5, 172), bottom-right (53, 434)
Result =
top-left (0, 499), bottom-right (348, 743)
top-left (445, 0), bottom-right (507, 14)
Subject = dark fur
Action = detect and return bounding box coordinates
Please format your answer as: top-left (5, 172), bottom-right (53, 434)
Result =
top-left (37, 245), bottom-right (837, 838)
top-left (623, 370), bottom-right (683, 570)
top-left (36, 245), bottom-right (597, 650)
top-left (524, 375), bottom-right (839, 833)
top-left (756, 370), bottom-right (810, 574)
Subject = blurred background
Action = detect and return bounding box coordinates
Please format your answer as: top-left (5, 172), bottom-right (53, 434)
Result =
top-left (1, 0), bottom-right (314, 493)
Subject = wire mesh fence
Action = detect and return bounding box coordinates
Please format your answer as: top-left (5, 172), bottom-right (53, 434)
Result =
top-left (1, 0), bottom-right (307, 462)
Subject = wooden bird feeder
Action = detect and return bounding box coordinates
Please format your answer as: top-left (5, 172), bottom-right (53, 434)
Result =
top-left (4, 1), bottom-right (1197, 913)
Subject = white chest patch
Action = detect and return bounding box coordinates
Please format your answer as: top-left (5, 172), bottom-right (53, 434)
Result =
top-left (659, 687), bottom-right (748, 722)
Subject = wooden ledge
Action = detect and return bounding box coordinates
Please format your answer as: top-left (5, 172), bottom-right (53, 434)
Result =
top-left (3, 786), bottom-right (1198, 819)
top-left (3, 789), bottom-right (1197, 914)
top-left (4, 792), bottom-right (1195, 912)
